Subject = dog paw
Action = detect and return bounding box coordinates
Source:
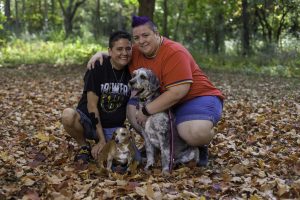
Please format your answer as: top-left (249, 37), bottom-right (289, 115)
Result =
top-left (144, 164), bottom-right (154, 171)
top-left (162, 169), bottom-right (171, 176)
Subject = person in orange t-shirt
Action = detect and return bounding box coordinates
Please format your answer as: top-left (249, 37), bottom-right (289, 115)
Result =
top-left (87, 16), bottom-right (224, 167)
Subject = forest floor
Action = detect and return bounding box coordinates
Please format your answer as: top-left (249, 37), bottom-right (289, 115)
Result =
top-left (0, 65), bottom-right (299, 199)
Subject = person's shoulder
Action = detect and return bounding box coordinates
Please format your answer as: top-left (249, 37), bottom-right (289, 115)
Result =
top-left (163, 38), bottom-right (185, 51)
top-left (92, 58), bottom-right (109, 72)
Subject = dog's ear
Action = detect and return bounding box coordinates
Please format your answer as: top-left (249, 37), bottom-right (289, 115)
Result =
top-left (129, 130), bottom-right (134, 139)
top-left (147, 70), bottom-right (160, 92)
top-left (111, 131), bottom-right (117, 140)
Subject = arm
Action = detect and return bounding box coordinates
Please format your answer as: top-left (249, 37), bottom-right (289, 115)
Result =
top-left (146, 84), bottom-right (190, 114)
top-left (86, 51), bottom-right (108, 70)
top-left (87, 91), bottom-right (106, 160)
top-left (136, 84), bottom-right (190, 125)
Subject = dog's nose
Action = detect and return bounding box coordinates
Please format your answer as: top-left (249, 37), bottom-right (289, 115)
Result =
top-left (115, 138), bottom-right (119, 144)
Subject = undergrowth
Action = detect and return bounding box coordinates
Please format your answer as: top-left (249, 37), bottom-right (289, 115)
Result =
top-left (1, 39), bottom-right (299, 78)
top-left (0, 39), bottom-right (104, 67)
top-left (194, 52), bottom-right (300, 78)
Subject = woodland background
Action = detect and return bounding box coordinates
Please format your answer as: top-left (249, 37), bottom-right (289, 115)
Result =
top-left (0, 0), bottom-right (299, 77)
top-left (0, 0), bottom-right (300, 199)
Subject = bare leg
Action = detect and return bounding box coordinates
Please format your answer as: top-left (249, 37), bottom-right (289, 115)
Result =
top-left (177, 120), bottom-right (214, 166)
top-left (177, 120), bottom-right (214, 146)
top-left (61, 108), bottom-right (87, 146)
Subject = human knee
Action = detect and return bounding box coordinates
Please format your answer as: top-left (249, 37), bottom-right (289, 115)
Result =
top-left (177, 121), bottom-right (214, 146)
top-left (62, 108), bottom-right (77, 127)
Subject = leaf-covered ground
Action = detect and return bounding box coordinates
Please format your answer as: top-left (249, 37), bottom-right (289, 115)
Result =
top-left (0, 65), bottom-right (299, 199)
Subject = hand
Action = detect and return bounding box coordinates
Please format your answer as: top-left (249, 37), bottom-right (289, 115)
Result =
top-left (86, 52), bottom-right (106, 70)
top-left (136, 108), bottom-right (148, 127)
top-left (91, 141), bottom-right (106, 160)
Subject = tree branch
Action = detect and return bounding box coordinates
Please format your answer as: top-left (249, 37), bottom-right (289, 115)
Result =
top-left (57, 0), bottom-right (66, 16)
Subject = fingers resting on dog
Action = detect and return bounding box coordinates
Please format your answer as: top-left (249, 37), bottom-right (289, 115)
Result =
top-left (91, 141), bottom-right (106, 160)
top-left (136, 109), bottom-right (148, 127)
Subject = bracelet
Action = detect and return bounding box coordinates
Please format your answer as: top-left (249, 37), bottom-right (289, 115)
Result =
top-left (142, 106), bottom-right (151, 116)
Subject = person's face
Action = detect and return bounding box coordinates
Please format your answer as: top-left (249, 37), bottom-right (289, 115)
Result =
top-left (132, 24), bottom-right (160, 57)
top-left (109, 38), bottom-right (132, 69)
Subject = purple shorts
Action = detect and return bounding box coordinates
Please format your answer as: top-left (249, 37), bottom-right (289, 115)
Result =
top-left (173, 96), bottom-right (223, 126)
top-left (128, 96), bottom-right (223, 126)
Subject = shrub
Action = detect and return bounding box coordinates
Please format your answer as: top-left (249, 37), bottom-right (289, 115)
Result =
top-left (0, 39), bottom-right (104, 67)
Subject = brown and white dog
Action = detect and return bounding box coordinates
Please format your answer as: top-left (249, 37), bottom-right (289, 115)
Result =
top-left (129, 68), bottom-right (199, 174)
top-left (98, 127), bottom-right (137, 173)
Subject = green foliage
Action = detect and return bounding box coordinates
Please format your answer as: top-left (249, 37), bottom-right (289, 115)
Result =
top-left (0, 39), bottom-right (105, 67)
top-left (124, 0), bottom-right (138, 6)
top-left (0, 13), bottom-right (7, 46)
top-left (193, 51), bottom-right (300, 78)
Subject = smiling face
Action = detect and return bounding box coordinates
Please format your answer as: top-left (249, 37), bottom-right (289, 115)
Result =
top-left (109, 38), bottom-right (132, 70)
top-left (132, 24), bottom-right (161, 57)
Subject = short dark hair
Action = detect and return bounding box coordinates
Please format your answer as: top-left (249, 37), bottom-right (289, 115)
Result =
top-left (109, 30), bottom-right (132, 48)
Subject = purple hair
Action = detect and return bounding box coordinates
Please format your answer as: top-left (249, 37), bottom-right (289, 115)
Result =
top-left (131, 15), bottom-right (157, 31)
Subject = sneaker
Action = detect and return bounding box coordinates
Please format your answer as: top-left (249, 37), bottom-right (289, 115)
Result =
top-left (74, 145), bottom-right (92, 164)
top-left (198, 146), bottom-right (208, 167)
top-left (111, 163), bottom-right (128, 174)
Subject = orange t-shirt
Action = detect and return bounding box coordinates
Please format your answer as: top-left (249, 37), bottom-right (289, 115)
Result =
top-left (129, 38), bottom-right (224, 103)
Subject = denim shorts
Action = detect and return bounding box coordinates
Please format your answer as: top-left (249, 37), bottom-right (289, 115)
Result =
top-left (76, 109), bottom-right (116, 142)
top-left (128, 96), bottom-right (223, 126)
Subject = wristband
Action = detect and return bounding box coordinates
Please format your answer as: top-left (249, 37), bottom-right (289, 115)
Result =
top-left (89, 112), bottom-right (99, 129)
top-left (142, 106), bottom-right (151, 116)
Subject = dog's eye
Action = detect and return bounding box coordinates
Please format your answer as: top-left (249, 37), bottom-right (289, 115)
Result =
top-left (121, 132), bottom-right (126, 136)
top-left (140, 74), bottom-right (146, 79)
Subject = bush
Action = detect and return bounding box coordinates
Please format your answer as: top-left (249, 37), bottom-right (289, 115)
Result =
top-left (0, 38), bottom-right (105, 67)
top-left (193, 52), bottom-right (300, 78)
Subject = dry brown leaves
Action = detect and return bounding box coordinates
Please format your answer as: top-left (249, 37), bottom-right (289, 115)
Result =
top-left (0, 66), bottom-right (299, 199)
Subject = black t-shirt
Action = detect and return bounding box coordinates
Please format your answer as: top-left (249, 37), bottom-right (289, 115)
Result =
top-left (77, 57), bottom-right (131, 128)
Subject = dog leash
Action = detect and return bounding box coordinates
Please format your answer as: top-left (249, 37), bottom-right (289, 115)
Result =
top-left (168, 109), bottom-right (174, 173)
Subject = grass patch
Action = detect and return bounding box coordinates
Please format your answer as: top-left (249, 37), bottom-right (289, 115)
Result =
top-left (0, 39), bottom-right (105, 67)
top-left (193, 52), bottom-right (300, 78)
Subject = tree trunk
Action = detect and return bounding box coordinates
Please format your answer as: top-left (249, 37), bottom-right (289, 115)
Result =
top-left (4, 0), bottom-right (11, 20)
top-left (213, 12), bottom-right (225, 54)
top-left (93, 0), bottom-right (101, 40)
top-left (241, 0), bottom-right (250, 56)
top-left (4, 0), bottom-right (11, 31)
top-left (14, 0), bottom-right (20, 35)
top-left (204, 25), bottom-right (211, 54)
top-left (173, 2), bottom-right (184, 41)
top-left (44, 0), bottom-right (49, 32)
top-left (138, 0), bottom-right (155, 20)
top-left (162, 0), bottom-right (168, 37)
top-left (58, 0), bottom-right (87, 37)
top-left (21, 0), bottom-right (26, 32)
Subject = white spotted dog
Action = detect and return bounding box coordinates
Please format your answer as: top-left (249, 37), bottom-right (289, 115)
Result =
top-left (129, 68), bottom-right (199, 174)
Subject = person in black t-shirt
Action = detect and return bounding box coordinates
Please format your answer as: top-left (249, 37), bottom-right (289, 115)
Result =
top-left (62, 31), bottom-right (138, 164)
